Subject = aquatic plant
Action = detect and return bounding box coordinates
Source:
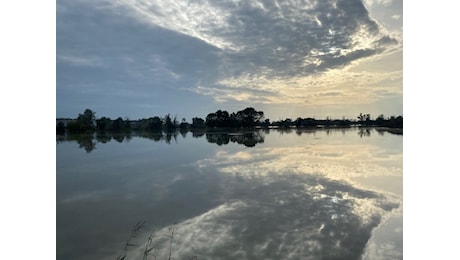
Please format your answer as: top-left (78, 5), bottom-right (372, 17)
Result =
top-left (117, 222), bottom-right (197, 260)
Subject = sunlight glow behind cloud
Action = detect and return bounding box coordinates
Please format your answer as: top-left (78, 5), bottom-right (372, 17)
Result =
top-left (109, 0), bottom-right (401, 109)
top-left (57, 0), bottom-right (402, 119)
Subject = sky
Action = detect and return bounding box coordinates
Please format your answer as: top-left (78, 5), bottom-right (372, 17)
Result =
top-left (5, 1), bottom-right (460, 259)
top-left (56, 0), bottom-right (402, 121)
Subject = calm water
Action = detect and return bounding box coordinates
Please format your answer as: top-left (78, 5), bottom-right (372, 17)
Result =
top-left (56, 128), bottom-right (402, 260)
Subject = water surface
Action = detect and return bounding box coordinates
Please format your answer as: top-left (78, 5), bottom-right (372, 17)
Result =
top-left (56, 128), bottom-right (402, 259)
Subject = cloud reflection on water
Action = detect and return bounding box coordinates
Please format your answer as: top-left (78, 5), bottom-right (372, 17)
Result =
top-left (124, 140), bottom-right (401, 259)
top-left (361, 202), bottom-right (403, 260)
top-left (127, 174), bottom-right (398, 259)
top-left (197, 143), bottom-right (402, 187)
top-left (57, 129), bottom-right (402, 259)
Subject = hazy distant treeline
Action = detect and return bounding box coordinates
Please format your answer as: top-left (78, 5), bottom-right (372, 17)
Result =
top-left (56, 108), bottom-right (403, 134)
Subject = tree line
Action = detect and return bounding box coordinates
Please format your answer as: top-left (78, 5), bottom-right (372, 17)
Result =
top-left (56, 108), bottom-right (403, 134)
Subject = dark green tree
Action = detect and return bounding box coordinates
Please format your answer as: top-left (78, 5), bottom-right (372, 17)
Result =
top-left (205, 112), bottom-right (218, 128)
top-left (67, 108), bottom-right (96, 133)
top-left (56, 121), bottom-right (65, 134)
top-left (375, 114), bottom-right (385, 126)
top-left (111, 117), bottom-right (124, 131)
top-left (163, 114), bottom-right (178, 132)
top-left (79, 109), bottom-right (96, 130)
top-left (148, 116), bottom-right (163, 131)
top-left (191, 117), bottom-right (206, 128)
top-left (96, 116), bottom-right (111, 131)
top-left (235, 107), bottom-right (264, 127)
top-left (357, 113), bottom-right (371, 126)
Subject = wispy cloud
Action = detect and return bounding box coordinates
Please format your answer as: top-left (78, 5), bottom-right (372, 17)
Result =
top-left (364, 0), bottom-right (393, 7)
top-left (109, 0), bottom-right (399, 70)
top-left (193, 68), bottom-right (402, 105)
top-left (109, 0), bottom-right (238, 51)
top-left (105, 0), bottom-right (400, 108)
top-left (57, 54), bottom-right (105, 67)
top-left (57, 0), bottom-right (402, 118)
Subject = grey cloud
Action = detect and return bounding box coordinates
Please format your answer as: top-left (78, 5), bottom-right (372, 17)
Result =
top-left (57, 0), bottom-right (223, 118)
top-left (152, 0), bottom-right (400, 106)
top-left (316, 91), bottom-right (344, 97)
top-left (374, 36), bottom-right (399, 48)
top-left (109, 0), bottom-right (398, 79)
top-left (317, 48), bottom-right (378, 71)
top-left (57, 0), bottom-right (220, 81)
top-left (57, 0), bottom-right (401, 117)
top-left (365, 0), bottom-right (402, 33)
top-left (208, 0), bottom-right (395, 78)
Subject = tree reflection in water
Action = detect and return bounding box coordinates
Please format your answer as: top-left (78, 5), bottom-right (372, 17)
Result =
top-left (56, 128), bottom-right (401, 153)
top-left (205, 131), bottom-right (265, 147)
top-left (56, 127), bottom-right (402, 259)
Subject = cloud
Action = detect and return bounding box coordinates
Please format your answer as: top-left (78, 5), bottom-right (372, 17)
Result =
top-left (57, 54), bottom-right (105, 67)
top-left (57, 0), bottom-right (402, 118)
top-left (109, 0), bottom-right (238, 51)
top-left (105, 0), bottom-right (400, 97)
top-left (364, 0), bottom-right (393, 7)
top-left (57, 0), bottom-right (225, 118)
top-left (193, 68), bottom-right (402, 105)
